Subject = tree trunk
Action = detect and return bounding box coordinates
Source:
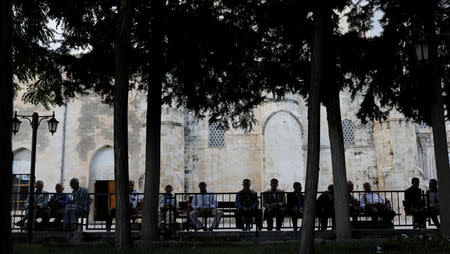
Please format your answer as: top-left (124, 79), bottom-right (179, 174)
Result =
top-left (113, 0), bottom-right (132, 249)
top-left (298, 7), bottom-right (325, 254)
top-left (141, 0), bottom-right (163, 242)
top-left (0, 0), bottom-right (13, 253)
top-left (326, 90), bottom-right (351, 241)
top-left (423, 2), bottom-right (450, 236)
top-left (322, 20), bottom-right (351, 241)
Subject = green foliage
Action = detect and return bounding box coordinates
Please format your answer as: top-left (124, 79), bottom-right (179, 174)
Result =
top-left (11, 0), bottom-right (67, 108)
top-left (346, 0), bottom-right (450, 124)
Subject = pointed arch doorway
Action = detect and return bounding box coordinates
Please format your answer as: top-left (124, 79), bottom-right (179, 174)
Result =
top-left (263, 111), bottom-right (305, 191)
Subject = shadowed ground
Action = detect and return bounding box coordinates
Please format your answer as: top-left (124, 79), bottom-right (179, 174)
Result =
top-left (13, 238), bottom-right (450, 254)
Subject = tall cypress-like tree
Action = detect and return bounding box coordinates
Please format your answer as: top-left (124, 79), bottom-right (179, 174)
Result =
top-left (350, 0), bottom-right (450, 235)
top-left (299, 6), bottom-right (326, 254)
top-left (141, 0), bottom-right (163, 242)
top-left (114, 0), bottom-right (132, 249)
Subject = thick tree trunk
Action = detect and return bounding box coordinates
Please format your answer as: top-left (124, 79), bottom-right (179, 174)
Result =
top-left (429, 66), bottom-right (450, 236)
top-left (320, 6), bottom-right (352, 242)
top-left (113, 0), bottom-right (132, 249)
top-left (0, 0), bottom-right (13, 253)
top-left (423, 2), bottom-right (450, 236)
top-left (298, 7), bottom-right (325, 254)
top-left (326, 90), bottom-right (351, 241)
top-left (141, 0), bottom-right (163, 242)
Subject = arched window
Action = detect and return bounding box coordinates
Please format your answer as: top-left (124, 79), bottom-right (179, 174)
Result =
top-left (208, 122), bottom-right (225, 148)
top-left (342, 120), bottom-right (355, 145)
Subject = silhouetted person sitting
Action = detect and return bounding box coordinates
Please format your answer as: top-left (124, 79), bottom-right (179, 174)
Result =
top-left (49, 183), bottom-right (70, 227)
top-left (105, 180), bottom-right (143, 231)
top-left (159, 184), bottom-right (177, 230)
top-left (189, 181), bottom-right (223, 231)
top-left (14, 180), bottom-right (49, 229)
top-left (262, 178), bottom-right (286, 231)
top-left (360, 182), bottom-right (395, 224)
top-left (317, 184), bottom-right (335, 230)
top-left (235, 179), bottom-right (262, 231)
top-left (64, 178), bottom-right (92, 231)
top-left (287, 182), bottom-right (304, 231)
top-left (347, 181), bottom-right (360, 222)
top-left (426, 179), bottom-right (440, 228)
top-left (404, 177), bottom-right (426, 229)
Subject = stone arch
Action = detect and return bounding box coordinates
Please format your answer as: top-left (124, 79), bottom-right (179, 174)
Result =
top-left (263, 111), bottom-right (305, 191)
top-left (262, 110), bottom-right (304, 137)
top-left (13, 148), bottom-right (31, 174)
top-left (89, 145), bottom-right (114, 192)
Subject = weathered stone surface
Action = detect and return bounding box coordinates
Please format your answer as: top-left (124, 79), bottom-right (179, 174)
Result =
top-left (12, 89), bottom-right (445, 195)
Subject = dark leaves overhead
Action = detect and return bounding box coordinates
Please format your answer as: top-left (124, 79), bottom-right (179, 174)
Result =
top-left (347, 0), bottom-right (450, 124)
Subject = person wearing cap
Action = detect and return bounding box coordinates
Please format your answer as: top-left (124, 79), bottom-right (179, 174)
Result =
top-left (189, 181), bottom-right (223, 231)
top-left (159, 184), bottom-right (177, 230)
top-left (106, 180), bottom-right (143, 231)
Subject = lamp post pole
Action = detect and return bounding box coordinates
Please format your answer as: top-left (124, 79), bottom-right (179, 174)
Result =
top-left (12, 111), bottom-right (58, 242)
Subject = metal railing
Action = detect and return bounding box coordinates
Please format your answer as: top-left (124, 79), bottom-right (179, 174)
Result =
top-left (10, 190), bottom-right (440, 232)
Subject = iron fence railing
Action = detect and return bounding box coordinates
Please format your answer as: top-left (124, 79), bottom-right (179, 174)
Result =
top-left (10, 190), bottom-right (440, 232)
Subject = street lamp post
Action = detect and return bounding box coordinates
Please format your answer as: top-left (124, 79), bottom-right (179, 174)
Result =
top-left (414, 3), bottom-right (450, 235)
top-left (12, 111), bottom-right (59, 242)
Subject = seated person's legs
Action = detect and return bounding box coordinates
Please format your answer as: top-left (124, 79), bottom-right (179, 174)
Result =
top-left (380, 206), bottom-right (395, 223)
top-left (210, 208), bottom-right (223, 229)
top-left (189, 209), bottom-right (204, 229)
top-left (428, 208), bottom-right (440, 228)
top-left (35, 207), bottom-right (50, 228)
top-left (365, 206), bottom-right (380, 222)
top-left (275, 207), bottom-right (286, 230)
top-left (290, 208), bottom-right (300, 231)
top-left (51, 207), bottom-right (65, 225)
top-left (235, 210), bottom-right (245, 229)
top-left (64, 204), bottom-right (79, 230)
top-left (254, 209), bottom-right (263, 230)
top-left (264, 207), bottom-right (275, 230)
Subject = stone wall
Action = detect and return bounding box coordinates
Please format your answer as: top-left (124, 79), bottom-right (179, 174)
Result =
top-left (12, 89), bottom-right (447, 195)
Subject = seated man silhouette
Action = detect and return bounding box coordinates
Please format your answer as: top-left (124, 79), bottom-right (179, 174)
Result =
top-left (347, 181), bottom-right (360, 222)
top-left (317, 184), bottom-right (335, 230)
top-left (159, 184), bottom-right (178, 230)
top-left (189, 181), bottom-right (223, 231)
top-left (49, 183), bottom-right (70, 227)
top-left (14, 180), bottom-right (49, 229)
top-left (287, 182), bottom-right (304, 231)
top-left (64, 178), bottom-right (92, 231)
top-left (404, 177), bottom-right (426, 229)
top-left (360, 182), bottom-right (395, 224)
top-left (105, 180), bottom-right (143, 231)
top-left (235, 179), bottom-right (262, 231)
top-left (262, 178), bottom-right (286, 231)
